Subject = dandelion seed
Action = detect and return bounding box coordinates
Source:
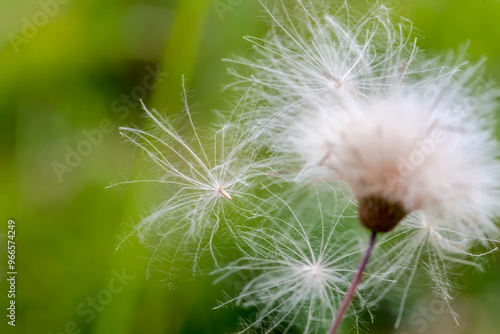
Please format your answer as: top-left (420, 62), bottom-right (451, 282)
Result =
top-left (213, 185), bottom-right (366, 333)
top-left (111, 79), bottom-right (271, 278)
top-left (226, 0), bottom-right (447, 144)
top-left (365, 210), bottom-right (499, 328)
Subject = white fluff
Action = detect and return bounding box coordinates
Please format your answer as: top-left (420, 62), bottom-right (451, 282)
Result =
top-left (229, 0), bottom-right (500, 328)
top-left (290, 90), bottom-right (500, 233)
top-left (227, 0), bottom-right (447, 138)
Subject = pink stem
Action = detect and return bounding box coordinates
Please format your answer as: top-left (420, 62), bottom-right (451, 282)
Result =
top-left (328, 231), bottom-right (377, 334)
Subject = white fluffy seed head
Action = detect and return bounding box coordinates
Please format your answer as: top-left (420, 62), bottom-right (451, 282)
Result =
top-left (230, 0), bottom-right (500, 326)
top-left (291, 91), bottom-right (499, 211)
top-left (285, 80), bottom-right (500, 237)
top-left (115, 0), bottom-right (500, 330)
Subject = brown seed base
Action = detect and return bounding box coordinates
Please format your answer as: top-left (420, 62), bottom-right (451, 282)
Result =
top-left (358, 195), bottom-right (407, 233)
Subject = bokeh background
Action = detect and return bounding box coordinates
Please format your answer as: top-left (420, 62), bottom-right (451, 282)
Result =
top-left (1, 0), bottom-right (500, 333)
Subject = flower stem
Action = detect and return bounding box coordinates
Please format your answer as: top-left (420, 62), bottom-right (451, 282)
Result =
top-left (328, 231), bottom-right (377, 334)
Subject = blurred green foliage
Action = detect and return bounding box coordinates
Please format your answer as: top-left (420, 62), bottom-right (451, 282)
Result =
top-left (0, 1), bottom-right (499, 333)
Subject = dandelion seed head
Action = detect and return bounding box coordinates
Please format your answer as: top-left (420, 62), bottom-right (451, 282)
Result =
top-left (116, 0), bottom-right (500, 331)
top-left (282, 86), bottom-right (500, 235)
top-left (229, 0), bottom-right (500, 328)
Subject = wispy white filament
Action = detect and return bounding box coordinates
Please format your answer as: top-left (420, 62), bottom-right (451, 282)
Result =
top-left (111, 82), bottom-right (272, 279)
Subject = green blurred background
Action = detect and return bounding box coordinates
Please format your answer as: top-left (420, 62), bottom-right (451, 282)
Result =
top-left (1, 0), bottom-right (500, 333)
